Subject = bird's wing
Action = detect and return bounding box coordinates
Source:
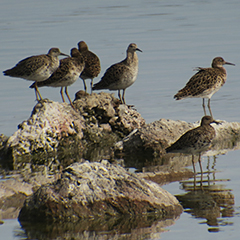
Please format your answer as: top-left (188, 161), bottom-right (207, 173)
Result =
top-left (181, 68), bottom-right (220, 96)
top-left (93, 63), bottom-right (127, 89)
top-left (14, 55), bottom-right (50, 75)
top-left (81, 52), bottom-right (101, 78)
top-left (166, 127), bottom-right (212, 153)
top-left (36, 58), bottom-right (72, 86)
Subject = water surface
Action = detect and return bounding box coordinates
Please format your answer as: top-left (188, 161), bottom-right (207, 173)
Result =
top-left (0, 0), bottom-right (240, 239)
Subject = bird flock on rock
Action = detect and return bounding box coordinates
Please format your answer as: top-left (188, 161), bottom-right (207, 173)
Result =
top-left (3, 41), bottom-right (236, 188)
top-left (3, 41), bottom-right (235, 116)
top-left (3, 41), bottom-right (141, 108)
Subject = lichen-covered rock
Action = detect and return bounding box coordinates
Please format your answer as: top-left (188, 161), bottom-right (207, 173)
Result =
top-left (18, 160), bottom-right (183, 222)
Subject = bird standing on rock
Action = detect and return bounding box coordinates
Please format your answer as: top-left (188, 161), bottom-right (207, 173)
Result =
top-left (3, 48), bottom-right (69, 101)
top-left (165, 116), bottom-right (219, 187)
top-left (77, 41), bottom-right (101, 93)
top-left (174, 57), bottom-right (235, 117)
top-left (30, 48), bottom-right (85, 109)
top-left (92, 43), bottom-right (142, 105)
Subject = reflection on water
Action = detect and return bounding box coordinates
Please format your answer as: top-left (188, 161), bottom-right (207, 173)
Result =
top-left (18, 214), bottom-right (177, 240)
top-left (1, 138), bottom-right (240, 240)
top-left (176, 156), bottom-right (235, 233)
top-left (3, 153), bottom-right (237, 239)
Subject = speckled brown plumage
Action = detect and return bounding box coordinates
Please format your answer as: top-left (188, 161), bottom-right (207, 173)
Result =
top-left (174, 57), bottom-right (235, 117)
top-left (3, 48), bottom-right (69, 101)
top-left (166, 116), bottom-right (217, 155)
top-left (30, 48), bottom-right (85, 108)
top-left (166, 116), bottom-right (219, 180)
top-left (92, 43), bottom-right (142, 104)
top-left (78, 41), bottom-right (101, 93)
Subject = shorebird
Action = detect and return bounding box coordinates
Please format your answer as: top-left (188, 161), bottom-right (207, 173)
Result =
top-left (92, 43), bottom-right (142, 104)
top-left (174, 57), bottom-right (235, 117)
top-left (166, 116), bottom-right (219, 187)
top-left (3, 48), bottom-right (68, 101)
top-left (77, 41), bottom-right (101, 93)
top-left (30, 48), bottom-right (85, 108)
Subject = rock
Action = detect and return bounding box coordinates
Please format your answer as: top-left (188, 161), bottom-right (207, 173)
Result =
top-left (2, 99), bottom-right (85, 166)
top-left (74, 91), bottom-right (145, 136)
top-left (114, 118), bottom-right (240, 161)
top-left (2, 91), bottom-right (240, 169)
top-left (18, 160), bottom-right (183, 223)
top-left (0, 93), bottom-right (145, 168)
top-left (0, 171), bottom-right (57, 220)
top-left (137, 167), bottom-right (194, 186)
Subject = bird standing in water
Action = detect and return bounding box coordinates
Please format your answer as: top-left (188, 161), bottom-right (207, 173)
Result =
top-left (166, 116), bottom-right (219, 188)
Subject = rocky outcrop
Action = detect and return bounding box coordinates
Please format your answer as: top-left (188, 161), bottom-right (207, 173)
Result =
top-left (0, 92), bottom-right (145, 168)
top-left (1, 92), bottom-right (240, 169)
top-left (114, 118), bottom-right (240, 161)
top-left (18, 160), bottom-right (183, 223)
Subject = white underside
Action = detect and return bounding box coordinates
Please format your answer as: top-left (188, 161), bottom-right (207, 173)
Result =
top-left (184, 85), bottom-right (222, 99)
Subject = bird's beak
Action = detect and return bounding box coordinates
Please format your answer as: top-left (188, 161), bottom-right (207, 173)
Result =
top-left (60, 52), bottom-right (70, 57)
top-left (225, 61), bottom-right (235, 66)
top-left (212, 120), bottom-right (221, 125)
top-left (136, 48), bottom-right (142, 52)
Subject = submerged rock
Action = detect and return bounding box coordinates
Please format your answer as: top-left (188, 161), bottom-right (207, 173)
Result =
top-left (18, 160), bottom-right (183, 222)
top-left (0, 171), bottom-right (57, 220)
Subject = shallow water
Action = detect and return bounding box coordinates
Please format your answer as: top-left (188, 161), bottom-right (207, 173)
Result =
top-left (162, 150), bottom-right (240, 240)
top-left (0, 0), bottom-right (240, 239)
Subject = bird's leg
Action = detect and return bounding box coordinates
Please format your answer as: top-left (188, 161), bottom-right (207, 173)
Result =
top-left (123, 89), bottom-right (134, 108)
top-left (36, 89), bottom-right (43, 101)
top-left (60, 87), bottom-right (65, 102)
top-left (202, 98), bottom-right (207, 116)
top-left (34, 82), bottom-right (43, 101)
top-left (83, 79), bottom-right (87, 93)
top-left (34, 88), bottom-right (40, 102)
top-left (208, 99), bottom-right (213, 118)
top-left (65, 87), bottom-right (75, 109)
top-left (198, 153), bottom-right (204, 191)
top-left (192, 154), bottom-right (196, 191)
top-left (90, 79), bottom-right (93, 94)
top-left (122, 89), bottom-right (126, 105)
top-left (118, 90), bottom-right (123, 104)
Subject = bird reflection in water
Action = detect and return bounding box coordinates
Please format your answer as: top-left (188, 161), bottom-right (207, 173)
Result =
top-left (176, 156), bottom-right (234, 233)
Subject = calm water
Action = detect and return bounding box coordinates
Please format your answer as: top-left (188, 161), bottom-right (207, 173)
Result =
top-left (0, 0), bottom-right (240, 239)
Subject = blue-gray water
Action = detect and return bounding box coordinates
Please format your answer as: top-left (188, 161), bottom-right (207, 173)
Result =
top-left (0, 0), bottom-right (240, 239)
